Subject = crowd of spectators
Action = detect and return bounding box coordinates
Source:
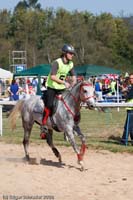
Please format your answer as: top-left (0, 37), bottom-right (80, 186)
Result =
top-left (0, 73), bottom-right (131, 102)
top-left (90, 74), bottom-right (131, 102)
top-left (0, 77), bottom-right (47, 100)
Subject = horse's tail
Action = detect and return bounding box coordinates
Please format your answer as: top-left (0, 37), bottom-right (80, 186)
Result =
top-left (8, 99), bottom-right (25, 130)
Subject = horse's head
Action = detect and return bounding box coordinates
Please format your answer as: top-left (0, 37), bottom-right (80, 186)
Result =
top-left (80, 81), bottom-right (95, 109)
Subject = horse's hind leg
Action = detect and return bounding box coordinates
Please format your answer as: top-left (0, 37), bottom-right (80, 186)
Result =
top-left (22, 122), bottom-right (33, 161)
top-left (46, 129), bottom-right (62, 163)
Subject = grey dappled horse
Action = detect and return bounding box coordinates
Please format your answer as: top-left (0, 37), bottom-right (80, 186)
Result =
top-left (9, 81), bottom-right (95, 170)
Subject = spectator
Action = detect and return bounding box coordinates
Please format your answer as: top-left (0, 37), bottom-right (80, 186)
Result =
top-left (32, 77), bottom-right (38, 88)
top-left (95, 78), bottom-right (103, 101)
top-left (115, 75), bottom-right (124, 96)
top-left (26, 77), bottom-right (31, 85)
top-left (41, 78), bottom-right (47, 92)
top-left (110, 79), bottom-right (116, 95)
top-left (120, 73), bottom-right (133, 145)
top-left (32, 77), bottom-right (38, 94)
top-left (104, 76), bottom-right (110, 89)
top-left (8, 79), bottom-right (20, 101)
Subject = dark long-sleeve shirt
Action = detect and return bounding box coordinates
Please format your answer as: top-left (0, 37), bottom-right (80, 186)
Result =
top-left (126, 85), bottom-right (133, 101)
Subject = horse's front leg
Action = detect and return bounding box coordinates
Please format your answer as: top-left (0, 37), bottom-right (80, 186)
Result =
top-left (73, 124), bottom-right (86, 160)
top-left (46, 129), bottom-right (62, 163)
top-left (66, 127), bottom-right (85, 171)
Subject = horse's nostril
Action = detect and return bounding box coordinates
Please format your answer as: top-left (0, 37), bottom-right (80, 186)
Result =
top-left (90, 105), bottom-right (94, 108)
top-left (87, 103), bottom-right (95, 110)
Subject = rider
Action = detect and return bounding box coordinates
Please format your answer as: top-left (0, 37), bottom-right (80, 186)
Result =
top-left (40, 44), bottom-right (77, 139)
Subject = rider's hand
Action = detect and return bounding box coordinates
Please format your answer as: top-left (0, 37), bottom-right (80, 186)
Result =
top-left (64, 81), bottom-right (71, 88)
top-left (71, 81), bottom-right (77, 87)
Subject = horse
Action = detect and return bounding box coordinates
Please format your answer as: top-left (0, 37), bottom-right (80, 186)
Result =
top-left (9, 80), bottom-right (95, 170)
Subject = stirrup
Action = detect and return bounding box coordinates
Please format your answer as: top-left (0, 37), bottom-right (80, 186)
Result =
top-left (41, 125), bottom-right (48, 134)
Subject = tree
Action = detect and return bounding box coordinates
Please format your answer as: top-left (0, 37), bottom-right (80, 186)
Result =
top-left (0, 10), bottom-right (12, 69)
top-left (14, 0), bottom-right (41, 11)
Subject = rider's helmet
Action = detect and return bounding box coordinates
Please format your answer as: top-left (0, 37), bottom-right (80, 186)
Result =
top-left (62, 44), bottom-right (76, 55)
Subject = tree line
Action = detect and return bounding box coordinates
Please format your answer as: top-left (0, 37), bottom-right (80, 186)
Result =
top-left (0, 0), bottom-right (133, 72)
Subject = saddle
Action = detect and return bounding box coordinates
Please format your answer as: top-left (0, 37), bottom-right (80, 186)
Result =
top-left (41, 90), bottom-right (81, 132)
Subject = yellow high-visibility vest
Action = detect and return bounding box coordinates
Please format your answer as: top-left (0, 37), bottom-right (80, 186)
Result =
top-left (126, 99), bottom-right (133, 110)
top-left (46, 58), bottom-right (73, 89)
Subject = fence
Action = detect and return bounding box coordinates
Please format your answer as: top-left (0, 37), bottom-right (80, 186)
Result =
top-left (0, 101), bottom-right (133, 137)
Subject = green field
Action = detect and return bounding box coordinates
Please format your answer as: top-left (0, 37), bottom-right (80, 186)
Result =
top-left (1, 108), bottom-right (133, 153)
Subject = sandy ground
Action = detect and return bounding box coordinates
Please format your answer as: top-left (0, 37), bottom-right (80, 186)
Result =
top-left (0, 142), bottom-right (133, 200)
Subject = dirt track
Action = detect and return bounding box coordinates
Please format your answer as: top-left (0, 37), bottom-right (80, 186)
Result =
top-left (0, 143), bottom-right (133, 200)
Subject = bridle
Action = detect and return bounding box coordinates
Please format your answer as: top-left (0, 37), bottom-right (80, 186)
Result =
top-left (79, 83), bottom-right (94, 102)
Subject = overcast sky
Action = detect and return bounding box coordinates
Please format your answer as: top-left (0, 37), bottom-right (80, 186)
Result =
top-left (0, 0), bottom-right (133, 16)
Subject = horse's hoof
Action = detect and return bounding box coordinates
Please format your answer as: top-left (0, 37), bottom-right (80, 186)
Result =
top-left (25, 155), bottom-right (30, 161)
top-left (29, 158), bottom-right (40, 165)
top-left (58, 156), bottom-right (62, 163)
top-left (23, 155), bottom-right (30, 163)
top-left (80, 165), bottom-right (84, 171)
top-left (78, 160), bottom-right (84, 171)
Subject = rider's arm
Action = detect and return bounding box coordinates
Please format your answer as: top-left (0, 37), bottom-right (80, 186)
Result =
top-left (50, 61), bottom-right (65, 85)
top-left (71, 75), bottom-right (77, 86)
top-left (125, 86), bottom-right (133, 101)
top-left (69, 68), bottom-right (77, 86)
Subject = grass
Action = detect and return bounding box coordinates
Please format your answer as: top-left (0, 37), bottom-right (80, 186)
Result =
top-left (1, 108), bottom-right (133, 153)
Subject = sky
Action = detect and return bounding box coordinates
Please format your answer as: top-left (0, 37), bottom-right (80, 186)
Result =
top-left (0, 0), bottom-right (133, 16)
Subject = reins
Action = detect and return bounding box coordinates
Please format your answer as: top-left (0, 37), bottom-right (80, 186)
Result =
top-left (56, 81), bottom-right (94, 118)
top-left (56, 95), bottom-right (76, 118)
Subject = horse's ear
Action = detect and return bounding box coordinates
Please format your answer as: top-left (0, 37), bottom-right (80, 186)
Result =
top-left (87, 78), bottom-right (92, 83)
top-left (87, 79), bottom-right (93, 85)
top-left (77, 80), bottom-right (83, 83)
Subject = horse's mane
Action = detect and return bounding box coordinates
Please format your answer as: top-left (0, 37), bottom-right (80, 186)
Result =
top-left (62, 81), bottom-right (82, 98)
top-left (62, 80), bottom-right (93, 97)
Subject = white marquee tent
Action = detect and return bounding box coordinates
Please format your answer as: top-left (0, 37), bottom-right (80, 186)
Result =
top-left (0, 68), bottom-right (13, 79)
